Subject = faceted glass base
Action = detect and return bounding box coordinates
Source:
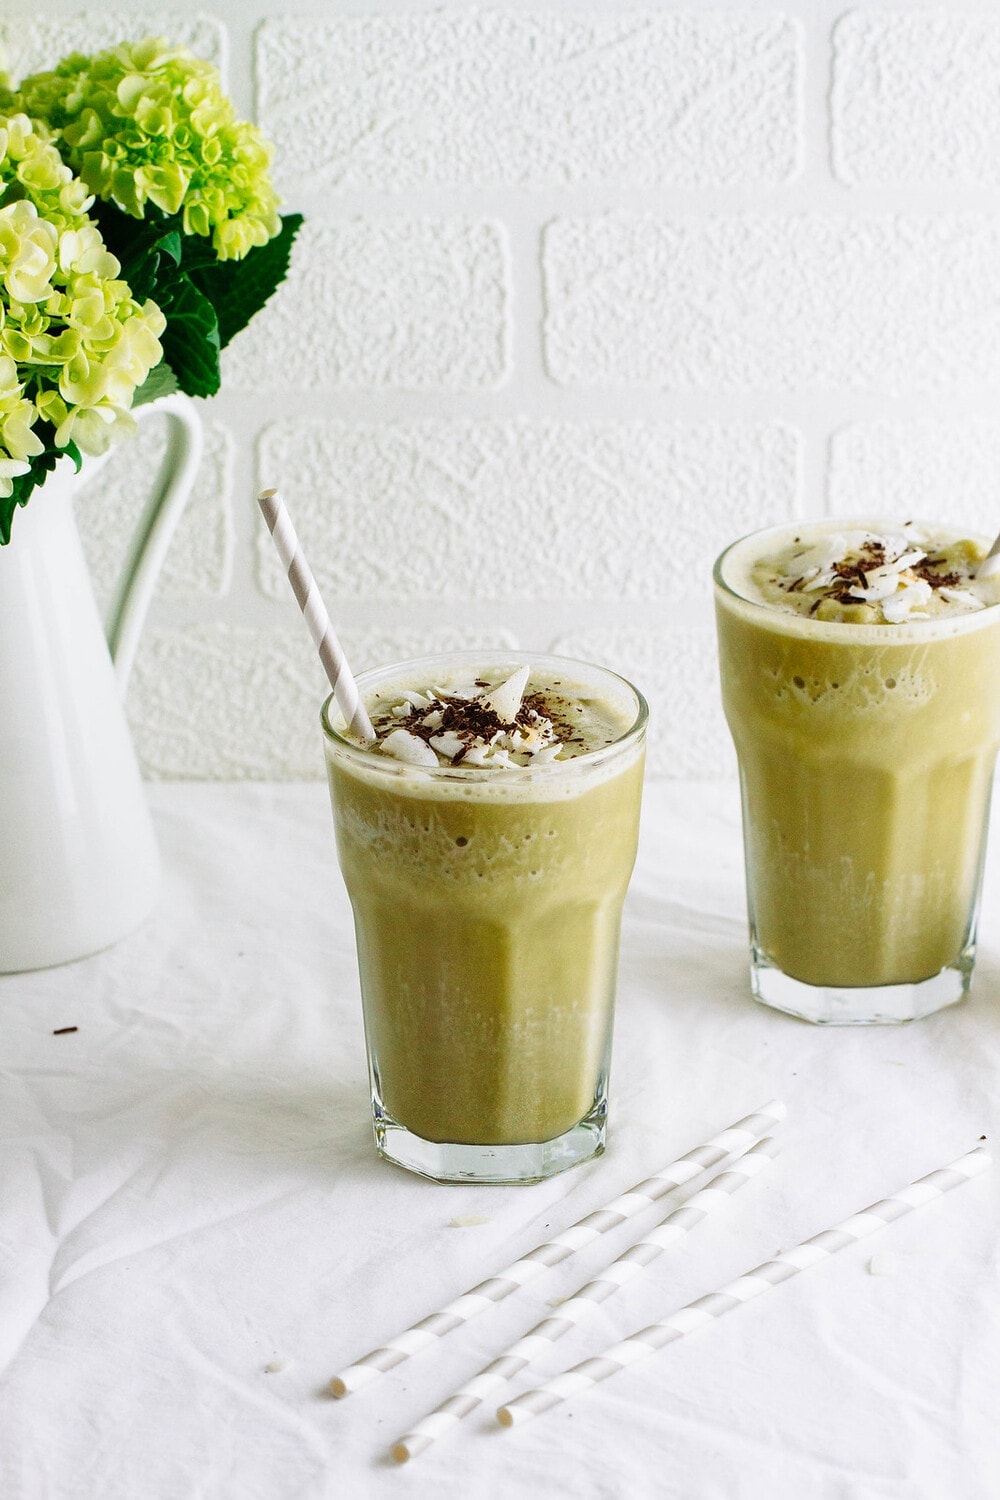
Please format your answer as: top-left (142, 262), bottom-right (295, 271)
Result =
top-left (371, 1092), bottom-right (607, 1184)
top-left (751, 946), bottom-right (972, 1025)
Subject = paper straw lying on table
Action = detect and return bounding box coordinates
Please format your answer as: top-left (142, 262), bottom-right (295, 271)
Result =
top-left (257, 488), bottom-right (375, 742)
top-left (330, 1098), bottom-right (786, 1397)
top-left (392, 1136), bottom-right (778, 1462)
top-left (497, 1143), bottom-right (991, 1429)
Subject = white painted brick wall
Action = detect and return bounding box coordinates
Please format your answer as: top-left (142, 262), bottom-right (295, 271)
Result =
top-left (224, 219), bottom-right (509, 389)
top-left (832, 12), bottom-right (1000, 185)
top-left (0, 13), bottom-right (224, 77)
top-left (255, 420), bottom-right (798, 602)
top-left (544, 215), bottom-right (1000, 391)
top-left (829, 424), bottom-right (1000, 530)
top-left (76, 418), bottom-right (234, 609)
top-left (3, 1), bottom-right (999, 780)
top-left (256, 13), bottom-right (801, 190)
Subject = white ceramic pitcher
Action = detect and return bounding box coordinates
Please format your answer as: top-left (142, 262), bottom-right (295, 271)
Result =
top-left (0, 394), bottom-right (203, 972)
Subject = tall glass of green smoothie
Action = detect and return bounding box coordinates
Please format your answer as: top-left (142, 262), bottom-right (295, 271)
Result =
top-left (322, 651), bottom-right (647, 1182)
top-left (715, 518), bottom-right (1000, 1024)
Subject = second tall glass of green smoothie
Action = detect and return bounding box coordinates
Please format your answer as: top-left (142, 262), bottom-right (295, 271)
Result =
top-left (715, 518), bottom-right (1000, 1024)
top-left (322, 651), bottom-right (647, 1182)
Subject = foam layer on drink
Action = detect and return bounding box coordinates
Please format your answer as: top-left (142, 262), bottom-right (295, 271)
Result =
top-left (326, 659), bottom-right (644, 801)
top-left (368, 663), bottom-right (632, 767)
top-left (722, 519), bottom-right (1000, 633)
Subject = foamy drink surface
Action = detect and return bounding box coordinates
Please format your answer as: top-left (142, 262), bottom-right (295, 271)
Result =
top-left (732, 521), bottom-right (1000, 625)
top-left (360, 664), bottom-right (634, 773)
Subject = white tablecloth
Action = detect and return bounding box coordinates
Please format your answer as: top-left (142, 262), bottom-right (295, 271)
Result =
top-left (2, 782), bottom-right (998, 1500)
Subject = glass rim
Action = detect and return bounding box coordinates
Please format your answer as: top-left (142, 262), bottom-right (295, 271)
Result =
top-left (713, 517), bottom-right (1000, 640)
top-left (320, 650), bottom-right (649, 781)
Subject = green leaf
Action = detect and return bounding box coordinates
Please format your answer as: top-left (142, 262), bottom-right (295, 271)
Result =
top-left (187, 212), bottom-right (303, 349)
top-left (90, 202), bottom-right (186, 312)
top-left (133, 361), bottom-right (180, 406)
top-left (0, 495), bottom-right (16, 548)
top-left (0, 490), bottom-right (19, 547)
top-left (89, 203), bottom-right (212, 394)
top-left (92, 202), bottom-right (179, 273)
top-left (125, 231), bottom-right (183, 303)
top-left (0, 429), bottom-right (81, 546)
top-left (47, 207), bottom-right (303, 413)
top-left (158, 276), bottom-right (222, 399)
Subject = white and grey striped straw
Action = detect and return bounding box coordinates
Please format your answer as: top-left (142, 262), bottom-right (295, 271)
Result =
top-left (976, 531), bottom-right (1000, 578)
top-left (257, 488), bottom-right (374, 742)
top-left (497, 1143), bottom-right (991, 1429)
top-left (330, 1098), bottom-right (786, 1398)
top-left (392, 1136), bottom-right (779, 1462)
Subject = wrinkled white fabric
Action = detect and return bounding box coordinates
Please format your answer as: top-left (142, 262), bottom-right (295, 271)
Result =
top-left (1, 782), bottom-right (998, 1500)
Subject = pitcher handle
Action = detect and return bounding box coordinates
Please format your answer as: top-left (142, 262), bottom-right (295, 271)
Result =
top-left (106, 393), bottom-right (204, 694)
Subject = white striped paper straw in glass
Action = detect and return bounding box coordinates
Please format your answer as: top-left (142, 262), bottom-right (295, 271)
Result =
top-left (392, 1136), bottom-right (778, 1462)
top-left (257, 488), bottom-right (375, 742)
top-left (977, 531), bottom-right (1000, 578)
top-left (497, 1143), bottom-right (991, 1429)
top-left (329, 1098), bottom-right (786, 1397)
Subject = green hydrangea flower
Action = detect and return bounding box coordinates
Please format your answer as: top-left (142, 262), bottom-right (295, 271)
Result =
top-left (0, 110), bottom-right (165, 498)
top-left (14, 38), bottom-right (281, 260)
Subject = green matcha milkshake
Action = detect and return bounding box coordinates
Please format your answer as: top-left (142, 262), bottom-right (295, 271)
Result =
top-left (715, 519), bottom-right (1000, 1024)
top-left (322, 652), bottom-right (647, 1182)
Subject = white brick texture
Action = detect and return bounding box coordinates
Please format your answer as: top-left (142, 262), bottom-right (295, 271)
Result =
top-left (829, 424), bottom-right (1000, 536)
top-left (75, 418), bottom-right (234, 612)
top-left (544, 216), bottom-right (1000, 392)
top-left (256, 421), bottom-right (798, 604)
top-left (224, 219), bottom-right (508, 390)
top-left (0, 14), bottom-right (224, 79)
top-left (128, 626), bottom-right (328, 782)
top-left (832, 12), bottom-right (1000, 185)
top-left (257, 13), bottom-right (800, 192)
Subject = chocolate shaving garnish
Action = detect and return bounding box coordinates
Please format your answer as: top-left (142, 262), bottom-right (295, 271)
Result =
top-left (371, 676), bottom-right (590, 766)
top-left (53, 1025), bottom-right (78, 1035)
top-left (768, 528), bottom-right (986, 620)
top-left (913, 562), bottom-right (962, 590)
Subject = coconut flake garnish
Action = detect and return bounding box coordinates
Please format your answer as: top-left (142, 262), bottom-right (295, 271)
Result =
top-left (881, 580), bottom-right (933, 623)
top-left (890, 549), bottom-right (928, 572)
top-left (370, 666), bottom-right (570, 770)
top-left (429, 730), bottom-right (468, 761)
top-left (476, 666), bottom-right (530, 724)
top-left (847, 573), bottom-right (900, 603)
top-left (768, 526), bottom-right (992, 622)
top-left (940, 587), bottom-right (985, 611)
top-left (380, 728), bottom-right (441, 767)
top-left (788, 533), bottom-right (860, 576)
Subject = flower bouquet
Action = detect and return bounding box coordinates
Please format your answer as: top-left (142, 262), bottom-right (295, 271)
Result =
top-left (0, 36), bottom-right (301, 543)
